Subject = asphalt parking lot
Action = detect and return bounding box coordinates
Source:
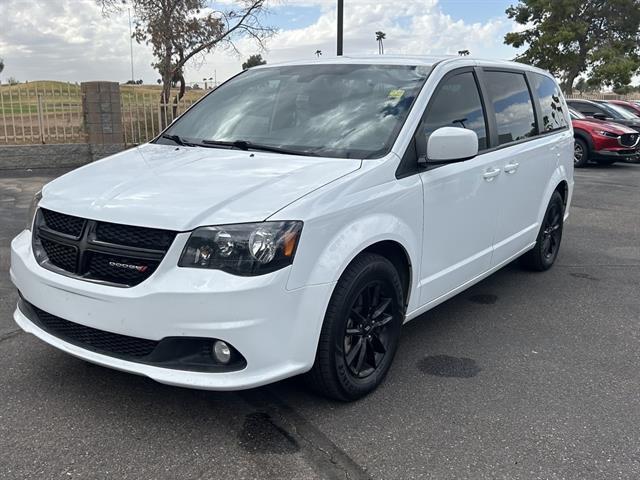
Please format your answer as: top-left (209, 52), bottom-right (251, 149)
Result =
top-left (1, 163), bottom-right (639, 479)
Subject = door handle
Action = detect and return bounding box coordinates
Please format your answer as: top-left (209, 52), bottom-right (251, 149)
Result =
top-left (504, 162), bottom-right (520, 174)
top-left (483, 167), bottom-right (501, 181)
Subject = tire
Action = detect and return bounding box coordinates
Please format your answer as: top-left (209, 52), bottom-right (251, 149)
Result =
top-left (305, 253), bottom-right (404, 401)
top-left (520, 191), bottom-right (565, 272)
top-left (596, 158), bottom-right (616, 166)
top-left (573, 137), bottom-right (589, 167)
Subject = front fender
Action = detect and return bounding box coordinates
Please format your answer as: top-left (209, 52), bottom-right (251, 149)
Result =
top-left (275, 159), bottom-right (423, 313)
top-left (290, 212), bottom-right (419, 289)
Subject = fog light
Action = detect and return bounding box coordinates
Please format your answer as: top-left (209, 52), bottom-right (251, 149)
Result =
top-left (212, 340), bottom-right (231, 364)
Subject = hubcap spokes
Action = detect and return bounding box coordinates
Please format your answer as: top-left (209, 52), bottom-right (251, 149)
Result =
top-left (542, 203), bottom-right (562, 259)
top-left (574, 144), bottom-right (583, 164)
top-left (344, 282), bottom-right (394, 378)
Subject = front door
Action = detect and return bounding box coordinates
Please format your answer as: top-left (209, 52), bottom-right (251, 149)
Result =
top-left (417, 70), bottom-right (502, 306)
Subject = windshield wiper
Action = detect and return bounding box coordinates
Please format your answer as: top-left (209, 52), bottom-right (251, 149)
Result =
top-left (201, 139), bottom-right (317, 157)
top-left (161, 134), bottom-right (196, 147)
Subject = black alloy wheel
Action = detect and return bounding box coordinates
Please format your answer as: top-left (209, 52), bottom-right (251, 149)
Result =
top-left (306, 252), bottom-right (404, 401)
top-left (520, 190), bottom-right (565, 271)
top-left (540, 199), bottom-right (563, 262)
top-left (343, 281), bottom-right (394, 378)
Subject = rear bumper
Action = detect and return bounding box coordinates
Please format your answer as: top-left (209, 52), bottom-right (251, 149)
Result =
top-left (10, 229), bottom-right (335, 390)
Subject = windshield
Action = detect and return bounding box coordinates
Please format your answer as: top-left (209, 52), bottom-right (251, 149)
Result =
top-left (159, 64), bottom-right (431, 159)
top-left (602, 102), bottom-right (638, 119)
top-left (568, 107), bottom-right (585, 119)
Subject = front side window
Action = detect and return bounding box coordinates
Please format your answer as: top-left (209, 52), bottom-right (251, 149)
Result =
top-left (421, 71), bottom-right (488, 150)
top-left (160, 64), bottom-right (431, 159)
top-left (533, 74), bottom-right (568, 132)
top-left (570, 102), bottom-right (601, 117)
top-left (485, 71), bottom-right (537, 145)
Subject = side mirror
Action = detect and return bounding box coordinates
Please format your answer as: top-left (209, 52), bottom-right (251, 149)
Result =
top-left (423, 126), bottom-right (478, 164)
top-left (592, 113), bottom-right (609, 120)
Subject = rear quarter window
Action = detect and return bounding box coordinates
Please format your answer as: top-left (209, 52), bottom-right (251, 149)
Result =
top-left (533, 74), bottom-right (568, 132)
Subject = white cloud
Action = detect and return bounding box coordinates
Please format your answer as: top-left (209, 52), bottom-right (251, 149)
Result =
top-left (0, 0), bottom-right (521, 85)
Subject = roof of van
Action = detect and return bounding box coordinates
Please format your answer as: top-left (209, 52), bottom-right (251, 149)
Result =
top-left (257, 54), bottom-right (552, 76)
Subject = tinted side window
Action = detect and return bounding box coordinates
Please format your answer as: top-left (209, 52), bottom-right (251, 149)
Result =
top-left (422, 72), bottom-right (487, 150)
top-left (485, 71), bottom-right (537, 145)
top-left (533, 74), bottom-right (568, 132)
top-left (570, 102), bottom-right (596, 116)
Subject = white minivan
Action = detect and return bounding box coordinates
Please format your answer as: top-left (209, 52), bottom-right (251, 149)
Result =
top-left (11, 56), bottom-right (573, 400)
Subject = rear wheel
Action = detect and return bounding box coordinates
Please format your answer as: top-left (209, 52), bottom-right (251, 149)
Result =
top-left (574, 138), bottom-right (589, 168)
top-left (520, 191), bottom-right (565, 271)
top-left (305, 253), bottom-right (404, 401)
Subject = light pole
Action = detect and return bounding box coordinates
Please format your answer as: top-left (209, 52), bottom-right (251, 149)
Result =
top-left (128, 8), bottom-right (135, 83)
top-left (337, 0), bottom-right (343, 56)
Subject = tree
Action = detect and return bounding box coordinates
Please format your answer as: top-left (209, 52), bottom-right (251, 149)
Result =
top-left (458, 49), bottom-right (470, 56)
top-left (99, 0), bottom-right (274, 125)
top-left (504, 0), bottom-right (640, 94)
top-left (0, 58), bottom-right (4, 77)
top-left (375, 31), bottom-right (386, 55)
top-left (315, 49), bottom-right (322, 58)
top-left (242, 54), bottom-right (266, 70)
top-left (574, 77), bottom-right (587, 94)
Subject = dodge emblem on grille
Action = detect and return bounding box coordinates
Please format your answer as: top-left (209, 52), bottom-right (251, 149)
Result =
top-left (108, 261), bottom-right (148, 273)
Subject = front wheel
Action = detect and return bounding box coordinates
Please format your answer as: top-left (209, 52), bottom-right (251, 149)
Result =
top-left (305, 253), bottom-right (404, 401)
top-left (574, 138), bottom-right (589, 168)
top-left (520, 191), bottom-right (565, 271)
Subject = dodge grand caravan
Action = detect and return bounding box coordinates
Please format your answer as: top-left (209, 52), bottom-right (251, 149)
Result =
top-left (11, 56), bottom-right (573, 401)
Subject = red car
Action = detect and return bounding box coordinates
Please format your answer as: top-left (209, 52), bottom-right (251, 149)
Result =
top-left (605, 99), bottom-right (640, 117)
top-left (570, 108), bottom-right (640, 167)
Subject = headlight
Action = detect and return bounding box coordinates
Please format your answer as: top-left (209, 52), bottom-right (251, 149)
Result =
top-left (26, 190), bottom-right (42, 231)
top-left (178, 221), bottom-right (303, 276)
top-left (597, 130), bottom-right (619, 138)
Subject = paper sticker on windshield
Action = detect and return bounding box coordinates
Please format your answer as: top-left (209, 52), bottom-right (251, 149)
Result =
top-left (388, 89), bottom-right (405, 100)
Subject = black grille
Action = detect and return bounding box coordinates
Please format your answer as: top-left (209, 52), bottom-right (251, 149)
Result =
top-left (95, 222), bottom-right (176, 250)
top-left (620, 133), bottom-right (639, 147)
top-left (40, 238), bottom-right (77, 271)
top-left (41, 208), bottom-right (86, 238)
top-left (29, 304), bottom-right (158, 358)
top-left (87, 252), bottom-right (160, 285)
top-left (33, 209), bottom-right (176, 287)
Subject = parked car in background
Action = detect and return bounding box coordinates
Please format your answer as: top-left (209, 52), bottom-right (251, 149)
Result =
top-left (605, 99), bottom-right (640, 117)
top-left (11, 56), bottom-right (574, 401)
top-left (567, 99), bottom-right (640, 132)
top-left (569, 107), bottom-right (640, 167)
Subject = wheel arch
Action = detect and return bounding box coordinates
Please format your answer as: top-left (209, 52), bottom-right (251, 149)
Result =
top-left (573, 128), bottom-right (594, 152)
top-left (357, 240), bottom-right (412, 310)
top-left (536, 171), bottom-right (571, 227)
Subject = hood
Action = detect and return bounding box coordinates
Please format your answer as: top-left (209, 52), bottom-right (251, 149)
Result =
top-left (40, 144), bottom-right (361, 231)
top-left (572, 117), bottom-right (639, 135)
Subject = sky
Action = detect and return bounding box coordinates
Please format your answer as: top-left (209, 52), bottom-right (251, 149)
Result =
top-left (0, 0), bottom-right (523, 85)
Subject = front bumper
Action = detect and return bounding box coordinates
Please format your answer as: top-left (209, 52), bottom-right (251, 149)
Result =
top-left (10, 230), bottom-right (335, 390)
top-left (594, 148), bottom-right (639, 159)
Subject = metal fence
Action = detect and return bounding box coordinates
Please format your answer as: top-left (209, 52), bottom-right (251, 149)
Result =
top-left (2, 81), bottom-right (640, 147)
top-left (121, 91), bottom-right (206, 146)
top-left (0, 82), bottom-right (85, 145)
top-left (566, 93), bottom-right (640, 101)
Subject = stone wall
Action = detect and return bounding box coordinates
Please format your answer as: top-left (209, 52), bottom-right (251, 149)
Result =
top-left (0, 143), bottom-right (127, 170)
